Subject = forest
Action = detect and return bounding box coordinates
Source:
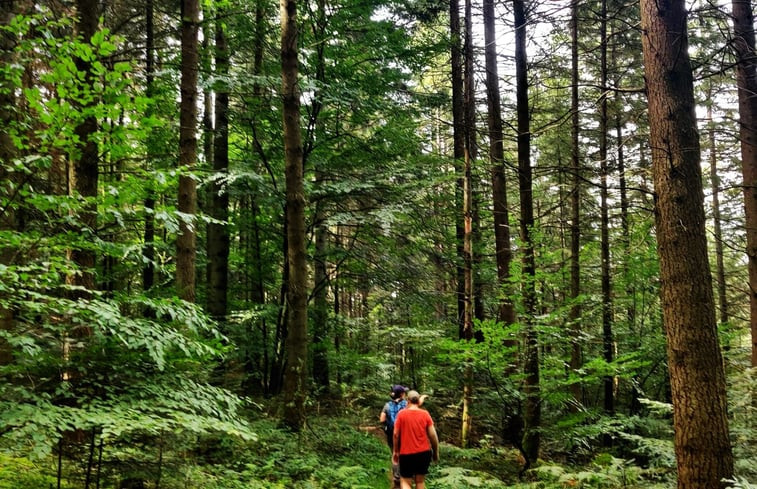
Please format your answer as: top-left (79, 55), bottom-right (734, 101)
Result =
top-left (0, 0), bottom-right (756, 488)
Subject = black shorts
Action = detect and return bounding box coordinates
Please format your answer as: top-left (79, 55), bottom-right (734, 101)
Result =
top-left (398, 450), bottom-right (432, 478)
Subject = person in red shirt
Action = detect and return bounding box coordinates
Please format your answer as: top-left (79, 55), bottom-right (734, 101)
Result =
top-left (392, 390), bottom-right (439, 489)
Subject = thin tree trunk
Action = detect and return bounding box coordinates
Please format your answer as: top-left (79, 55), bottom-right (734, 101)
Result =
top-left (706, 86), bottom-right (728, 327)
top-left (731, 0), bottom-right (757, 367)
top-left (72, 0), bottom-right (99, 300)
top-left (640, 1), bottom-right (734, 486)
top-left (280, 0), bottom-right (309, 430)
top-left (201, 25), bottom-right (212, 178)
top-left (568, 0), bottom-right (583, 411)
top-left (460, 0), bottom-right (475, 449)
top-left (450, 0), bottom-right (466, 340)
top-left (142, 0), bottom-right (156, 293)
top-left (513, 0), bottom-right (539, 467)
top-left (309, 0), bottom-right (329, 391)
top-left (84, 429), bottom-right (96, 489)
top-left (312, 194), bottom-right (330, 389)
top-left (483, 0), bottom-right (515, 328)
top-left (207, 10), bottom-right (230, 321)
top-left (615, 51), bottom-right (638, 413)
top-left (334, 227), bottom-right (342, 385)
top-left (176, 0), bottom-right (200, 303)
top-left (241, 2), bottom-right (270, 396)
top-left (0, 0), bottom-right (17, 365)
top-left (598, 0), bottom-right (614, 416)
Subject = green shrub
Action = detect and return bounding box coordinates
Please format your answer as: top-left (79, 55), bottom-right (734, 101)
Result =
top-left (0, 454), bottom-right (74, 489)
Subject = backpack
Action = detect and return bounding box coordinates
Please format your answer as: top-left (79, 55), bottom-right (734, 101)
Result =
top-left (385, 399), bottom-right (407, 430)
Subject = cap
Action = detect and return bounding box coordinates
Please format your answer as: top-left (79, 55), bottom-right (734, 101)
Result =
top-left (391, 384), bottom-right (407, 399)
top-left (406, 390), bottom-right (421, 403)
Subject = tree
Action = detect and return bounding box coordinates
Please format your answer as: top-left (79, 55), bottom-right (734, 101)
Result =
top-left (142, 0), bottom-right (156, 293)
top-left (597, 0), bottom-right (614, 416)
top-left (207, 7), bottom-right (230, 322)
top-left (706, 83), bottom-right (729, 327)
top-left (0, 0), bottom-right (17, 365)
top-left (71, 0), bottom-right (100, 301)
top-left (639, 0), bottom-right (734, 486)
top-left (483, 0), bottom-right (514, 328)
top-left (460, 0), bottom-right (475, 449)
top-left (513, 0), bottom-right (540, 466)
top-left (280, 0), bottom-right (309, 430)
top-left (731, 0), bottom-right (757, 368)
top-left (308, 0), bottom-right (330, 391)
top-left (177, 0), bottom-right (200, 303)
top-left (450, 0), bottom-right (466, 342)
top-left (568, 0), bottom-right (583, 410)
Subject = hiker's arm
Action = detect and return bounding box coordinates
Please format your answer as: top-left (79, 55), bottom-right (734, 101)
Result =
top-left (427, 424), bottom-right (439, 462)
top-left (379, 410), bottom-right (386, 424)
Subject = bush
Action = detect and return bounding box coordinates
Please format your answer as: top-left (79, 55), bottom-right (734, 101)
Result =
top-left (0, 454), bottom-right (74, 489)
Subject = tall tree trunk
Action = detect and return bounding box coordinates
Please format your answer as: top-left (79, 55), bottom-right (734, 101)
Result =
top-left (0, 0), bottom-right (17, 365)
top-left (483, 0), bottom-right (515, 328)
top-left (309, 0), bottom-right (330, 391)
top-left (333, 226), bottom-right (342, 385)
top-left (706, 86), bottom-right (728, 327)
top-left (207, 10), bottom-right (230, 321)
top-left (640, 1), bottom-right (734, 486)
top-left (242, 2), bottom-right (271, 396)
top-left (280, 0), bottom-right (309, 431)
top-left (176, 0), bottom-right (200, 303)
top-left (312, 194), bottom-right (330, 390)
top-left (142, 0), bottom-right (156, 293)
top-left (513, 0), bottom-right (539, 466)
top-left (615, 51), bottom-right (638, 413)
top-left (450, 0), bottom-right (466, 340)
top-left (460, 0), bottom-right (475, 449)
top-left (72, 0), bottom-right (99, 300)
top-left (731, 0), bottom-right (757, 367)
top-left (598, 0), bottom-right (614, 416)
top-left (568, 0), bottom-right (583, 411)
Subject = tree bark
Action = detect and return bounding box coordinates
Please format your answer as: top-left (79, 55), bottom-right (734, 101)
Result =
top-left (706, 86), bottom-right (728, 327)
top-left (312, 198), bottom-right (330, 390)
top-left (460, 0), bottom-right (475, 449)
top-left (142, 0), bottom-right (156, 293)
top-left (241, 2), bottom-right (271, 396)
top-left (176, 0), bottom-right (200, 303)
top-left (72, 0), bottom-right (100, 300)
top-left (309, 0), bottom-right (330, 391)
top-left (449, 0), bottom-right (466, 340)
top-left (731, 0), bottom-right (757, 367)
top-left (598, 0), bottom-right (614, 416)
top-left (483, 0), bottom-right (515, 328)
top-left (207, 9), bottom-right (230, 321)
top-left (0, 0), bottom-right (17, 365)
top-left (513, 0), bottom-right (540, 467)
top-left (280, 0), bottom-right (309, 431)
top-left (615, 41), bottom-right (638, 413)
top-left (640, 1), bottom-right (734, 486)
top-left (568, 0), bottom-right (583, 411)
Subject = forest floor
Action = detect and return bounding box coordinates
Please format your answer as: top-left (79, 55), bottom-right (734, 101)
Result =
top-left (0, 403), bottom-right (688, 489)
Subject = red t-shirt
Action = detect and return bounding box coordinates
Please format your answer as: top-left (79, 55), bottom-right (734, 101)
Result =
top-left (394, 407), bottom-right (433, 455)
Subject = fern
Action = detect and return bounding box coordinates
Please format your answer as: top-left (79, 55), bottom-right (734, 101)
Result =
top-left (434, 466), bottom-right (510, 488)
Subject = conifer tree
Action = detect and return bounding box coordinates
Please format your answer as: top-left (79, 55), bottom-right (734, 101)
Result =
top-left (640, 0), bottom-right (734, 485)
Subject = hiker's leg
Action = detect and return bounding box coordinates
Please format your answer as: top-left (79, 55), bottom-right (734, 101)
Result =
top-left (400, 477), bottom-right (413, 489)
top-left (415, 474), bottom-right (426, 489)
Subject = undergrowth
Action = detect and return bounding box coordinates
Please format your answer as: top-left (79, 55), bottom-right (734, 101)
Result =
top-left (1, 401), bottom-right (754, 488)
